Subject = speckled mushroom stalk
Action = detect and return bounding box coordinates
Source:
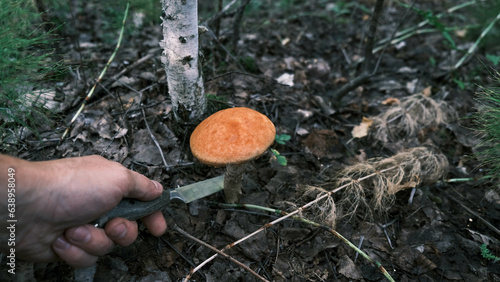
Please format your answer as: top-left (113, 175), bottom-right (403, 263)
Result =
top-left (223, 163), bottom-right (245, 203)
top-left (190, 107), bottom-right (276, 203)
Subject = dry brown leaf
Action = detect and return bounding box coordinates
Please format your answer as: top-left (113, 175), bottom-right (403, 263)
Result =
top-left (334, 77), bottom-right (347, 84)
top-left (381, 97), bottom-right (400, 105)
top-left (455, 29), bottom-right (467, 38)
top-left (422, 86), bottom-right (432, 97)
top-left (302, 129), bottom-right (343, 159)
top-left (352, 117), bottom-right (373, 138)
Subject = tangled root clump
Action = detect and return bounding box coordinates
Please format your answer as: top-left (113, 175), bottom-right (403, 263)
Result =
top-left (372, 93), bottom-right (457, 144)
top-left (300, 185), bottom-right (339, 228)
top-left (310, 147), bottom-right (449, 226)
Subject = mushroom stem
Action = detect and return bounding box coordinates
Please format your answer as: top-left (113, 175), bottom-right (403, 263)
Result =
top-left (224, 163), bottom-right (245, 203)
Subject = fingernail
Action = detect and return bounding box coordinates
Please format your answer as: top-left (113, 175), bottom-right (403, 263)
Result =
top-left (152, 180), bottom-right (162, 191)
top-left (53, 236), bottom-right (70, 251)
top-left (69, 226), bottom-right (91, 244)
top-left (109, 223), bottom-right (127, 239)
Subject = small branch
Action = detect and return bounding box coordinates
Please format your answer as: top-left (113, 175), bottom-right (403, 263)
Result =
top-left (211, 203), bottom-right (395, 282)
top-left (231, 0), bottom-right (250, 50)
top-left (330, 0), bottom-right (385, 103)
top-left (438, 188), bottom-right (500, 237)
top-left (140, 101), bottom-right (170, 170)
top-left (60, 3), bottom-right (130, 141)
top-left (362, 0), bottom-right (384, 74)
top-left (453, 10), bottom-right (500, 71)
top-left (329, 0), bottom-right (417, 104)
top-left (174, 225), bottom-right (269, 282)
top-left (185, 164), bottom-right (403, 279)
top-left (203, 0), bottom-right (240, 27)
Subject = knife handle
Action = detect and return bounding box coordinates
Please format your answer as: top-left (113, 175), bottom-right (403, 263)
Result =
top-left (93, 190), bottom-right (170, 228)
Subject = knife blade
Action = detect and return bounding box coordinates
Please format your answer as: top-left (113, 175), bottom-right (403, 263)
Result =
top-left (93, 175), bottom-right (224, 227)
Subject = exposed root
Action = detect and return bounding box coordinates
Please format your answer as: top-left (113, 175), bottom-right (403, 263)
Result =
top-left (313, 147), bottom-right (448, 225)
top-left (371, 93), bottom-right (457, 144)
top-left (300, 185), bottom-right (337, 227)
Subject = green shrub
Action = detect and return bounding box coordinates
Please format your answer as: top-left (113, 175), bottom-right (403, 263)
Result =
top-left (475, 71), bottom-right (500, 180)
top-left (0, 1), bottom-right (61, 150)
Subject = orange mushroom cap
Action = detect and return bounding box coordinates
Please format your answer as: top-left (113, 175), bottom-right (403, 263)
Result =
top-left (190, 107), bottom-right (276, 166)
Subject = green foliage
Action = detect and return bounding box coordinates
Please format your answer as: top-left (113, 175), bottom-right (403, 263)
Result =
top-left (486, 54), bottom-right (500, 66)
top-left (412, 6), bottom-right (456, 49)
top-left (453, 78), bottom-right (466, 90)
top-left (46, 0), bottom-right (160, 44)
top-left (275, 134), bottom-right (291, 145)
top-left (271, 148), bottom-right (287, 166)
top-left (481, 244), bottom-right (500, 263)
top-left (0, 1), bottom-right (60, 148)
top-left (238, 56), bottom-right (260, 73)
top-left (206, 93), bottom-right (229, 113)
top-left (429, 56), bottom-right (436, 67)
top-left (475, 71), bottom-right (500, 179)
top-left (271, 134), bottom-right (291, 166)
top-left (467, 1), bottom-right (500, 50)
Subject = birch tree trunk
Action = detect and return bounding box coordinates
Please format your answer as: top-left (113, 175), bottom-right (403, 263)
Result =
top-left (159, 0), bottom-right (206, 125)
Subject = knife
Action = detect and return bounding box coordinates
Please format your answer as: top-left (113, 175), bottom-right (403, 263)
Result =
top-left (93, 175), bottom-right (224, 227)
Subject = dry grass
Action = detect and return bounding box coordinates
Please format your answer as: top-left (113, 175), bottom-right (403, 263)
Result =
top-left (372, 93), bottom-right (457, 144)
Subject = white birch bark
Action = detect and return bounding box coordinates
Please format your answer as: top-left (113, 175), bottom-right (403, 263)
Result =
top-left (159, 0), bottom-right (206, 125)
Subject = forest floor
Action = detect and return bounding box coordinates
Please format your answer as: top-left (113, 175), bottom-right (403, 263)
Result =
top-left (1, 0), bottom-right (500, 281)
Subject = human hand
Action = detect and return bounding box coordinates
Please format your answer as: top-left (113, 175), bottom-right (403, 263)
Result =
top-left (0, 155), bottom-right (167, 268)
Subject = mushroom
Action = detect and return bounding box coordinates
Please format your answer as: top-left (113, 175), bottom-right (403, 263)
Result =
top-left (190, 107), bottom-right (276, 203)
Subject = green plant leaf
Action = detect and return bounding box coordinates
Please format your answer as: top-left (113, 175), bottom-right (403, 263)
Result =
top-left (486, 54), bottom-right (500, 66)
top-left (271, 148), bottom-right (287, 166)
top-left (277, 155), bottom-right (287, 166)
top-left (454, 78), bottom-right (466, 90)
top-left (275, 134), bottom-right (291, 144)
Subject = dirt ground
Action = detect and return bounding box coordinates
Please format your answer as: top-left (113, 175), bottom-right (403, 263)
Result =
top-left (1, 0), bottom-right (500, 281)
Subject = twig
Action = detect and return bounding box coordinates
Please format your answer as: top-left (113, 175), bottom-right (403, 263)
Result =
top-left (374, 1), bottom-right (478, 53)
top-left (100, 98), bottom-right (135, 157)
top-left (330, 0), bottom-right (415, 103)
top-left (109, 53), bottom-right (156, 82)
top-left (159, 237), bottom-right (207, 280)
top-left (453, 10), bottom-right (500, 71)
top-left (205, 71), bottom-right (292, 87)
top-left (202, 0), bottom-right (240, 27)
top-left (231, 0), bottom-right (250, 49)
top-left (362, 0), bottom-right (384, 74)
top-left (330, 0), bottom-right (385, 103)
top-left (139, 96), bottom-right (169, 170)
top-left (438, 188), bottom-right (500, 237)
top-left (184, 164), bottom-right (402, 280)
top-left (209, 203), bottom-right (395, 282)
top-left (173, 225), bottom-right (269, 282)
top-left (60, 3), bottom-right (130, 141)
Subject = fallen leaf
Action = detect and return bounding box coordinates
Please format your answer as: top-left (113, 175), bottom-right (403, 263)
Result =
top-left (355, 149), bottom-right (367, 162)
top-left (381, 97), bottom-right (400, 105)
top-left (302, 129), bottom-right (343, 159)
top-left (455, 29), bottom-right (467, 38)
top-left (352, 117), bottom-right (373, 138)
top-left (276, 73), bottom-right (294, 86)
top-left (296, 127), bottom-right (309, 136)
top-left (422, 86), bottom-right (432, 97)
top-left (334, 77), bottom-right (347, 84)
top-left (338, 255), bottom-right (363, 279)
